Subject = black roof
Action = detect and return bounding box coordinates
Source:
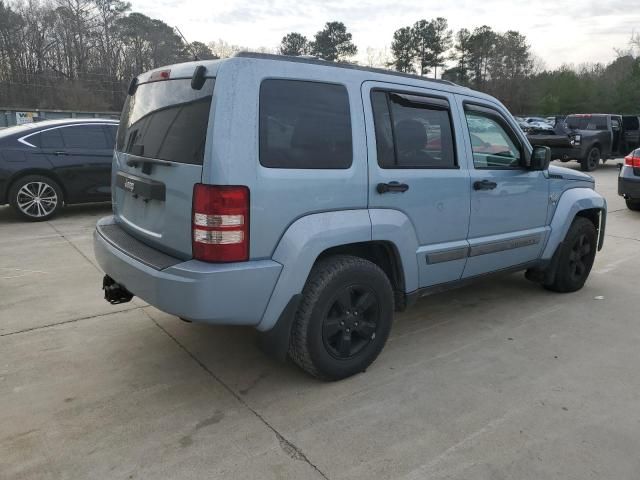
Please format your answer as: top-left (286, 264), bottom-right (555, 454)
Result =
top-left (234, 51), bottom-right (457, 87)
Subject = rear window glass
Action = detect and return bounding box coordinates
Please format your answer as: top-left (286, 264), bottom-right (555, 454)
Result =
top-left (116, 78), bottom-right (214, 165)
top-left (566, 115), bottom-right (608, 131)
top-left (259, 79), bottom-right (352, 169)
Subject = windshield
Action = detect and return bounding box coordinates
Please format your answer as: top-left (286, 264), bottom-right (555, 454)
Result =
top-left (116, 78), bottom-right (215, 165)
top-left (565, 115), bottom-right (608, 131)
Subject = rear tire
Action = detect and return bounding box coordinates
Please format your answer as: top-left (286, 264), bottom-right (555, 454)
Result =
top-left (626, 198), bottom-right (640, 211)
top-left (9, 175), bottom-right (63, 221)
top-left (580, 147), bottom-right (600, 172)
top-left (289, 255), bottom-right (394, 381)
top-left (544, 217), bottom-right (597, 293)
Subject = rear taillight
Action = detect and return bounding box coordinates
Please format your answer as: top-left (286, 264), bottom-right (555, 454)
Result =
top-left (192, 184), bottom-right (249, 262)
top-left (624, 151), bottom-right (640, 168)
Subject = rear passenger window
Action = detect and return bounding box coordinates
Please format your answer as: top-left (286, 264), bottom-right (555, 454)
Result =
top-left (61, 125), bottom-right (110, 149)
top-left (34, 129), bottom-right (64, 149)
top-left (259, 79), bottom-right (352, 169)
top-left (371, 90), bottom-right (456, 169)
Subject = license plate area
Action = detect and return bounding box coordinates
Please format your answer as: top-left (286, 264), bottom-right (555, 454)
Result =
top-left (116, 171), bottom-right (166, 202)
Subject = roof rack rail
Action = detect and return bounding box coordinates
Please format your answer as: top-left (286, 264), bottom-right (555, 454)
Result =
top-left (233, 51), bottom-right (457, 87)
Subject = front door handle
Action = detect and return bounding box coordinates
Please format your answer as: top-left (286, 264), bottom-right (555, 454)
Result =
top-left (377, 181), bottom-right (409, 194)
top-left (473, 179), bottom-right (497, 191)
top-left (53, 150), bottom-right (68, 156)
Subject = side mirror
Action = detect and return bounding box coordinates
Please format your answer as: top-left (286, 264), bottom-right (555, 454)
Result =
top-left (530, 145), bottom-right (551, 171)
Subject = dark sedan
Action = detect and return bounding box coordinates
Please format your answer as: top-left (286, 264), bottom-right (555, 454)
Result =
top-left (0, 118), bottom-right (118, 220)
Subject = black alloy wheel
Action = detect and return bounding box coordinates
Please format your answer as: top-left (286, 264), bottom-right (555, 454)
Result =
top-left (322, 285), bottom-right (379, 359)
top-left (289, 255), bottom-right (394, 380)
top-left (544, 217), bottom-right (597, 293)
top-left (567, 232), bottom-right (592, 284)
top-left (581, 147), bottom-right (600, 172)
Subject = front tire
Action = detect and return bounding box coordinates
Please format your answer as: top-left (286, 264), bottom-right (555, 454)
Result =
top-left (289, 255), bottom-right (394, 381)
top-left (9, 175), bottom-right (64, 221)
top-left (544, 217), bottom-right (597, 293)
top-left (625, 198), bottom-right (640, 211)
top-left (580, 147), bottom-right (600, 172)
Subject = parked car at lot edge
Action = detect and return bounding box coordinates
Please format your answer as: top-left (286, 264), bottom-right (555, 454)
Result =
top-left (515, 116), bottom-right (554, 135)
top-left (94, 53), bottom-right (607, 380)
top-left (525, 117), bottom-right (553, 128)
top-left (619, 148), bottom-right (640, 210)
top-left (622, 115), bottom-right (640, 151)
top-left (0, 119), bottom-right (118, 220)
top-left (528, 114), bottom-right (640, 172)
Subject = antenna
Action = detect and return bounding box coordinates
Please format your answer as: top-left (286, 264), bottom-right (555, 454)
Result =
top-left (175, 26), bottom-right (199, 61)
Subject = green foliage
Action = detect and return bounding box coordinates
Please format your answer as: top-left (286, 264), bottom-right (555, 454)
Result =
top-left (279, 32), bottom-right (309, 56)
top-left (392, 18), bottom-right (452, 77)
top-left (524, 58), bottom-right (640, 115)
top-left (0, 0), bottom-right (205, 110)
top-left (390, 26), bottom-right (415, 73)
top-left (310, 22), bottom-right (357, 62)
top-left (392, 19), bottom-right (640, 114)
top-left (189, 41), bottom-right (217, 60)
top-left (3, 5), bottom-right (640, 116)
top-left (466, 25), bottom-right (497, 88)
top-left (411, 19), bottom-right (434, 76)
top-left (429, 18), bottom-right (452, 78)
top-left (449, 28), bottom-right (471, 83)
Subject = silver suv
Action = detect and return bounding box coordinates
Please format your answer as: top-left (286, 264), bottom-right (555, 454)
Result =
top-left (95, 53), bottom-right (606, 380)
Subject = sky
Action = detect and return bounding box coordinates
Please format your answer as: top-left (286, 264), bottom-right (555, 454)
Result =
top-left (130, 0), bottom-right (640, 69)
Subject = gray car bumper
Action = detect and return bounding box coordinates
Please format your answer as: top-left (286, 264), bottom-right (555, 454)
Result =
top-left (618, 165), bottom-right (640, 199)
top-left (93, 216), bottom-right (282, 325)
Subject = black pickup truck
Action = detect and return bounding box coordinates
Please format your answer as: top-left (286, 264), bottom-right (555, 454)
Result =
top-left (528, 114), bottom-right (640, 171)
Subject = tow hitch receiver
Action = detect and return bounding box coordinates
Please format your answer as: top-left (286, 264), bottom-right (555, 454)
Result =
top-left (102, 275), bottom-right (134, 304)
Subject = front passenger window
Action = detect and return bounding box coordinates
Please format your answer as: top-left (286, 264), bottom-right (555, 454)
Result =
top-left (465, 112), bottom-right (521, 169)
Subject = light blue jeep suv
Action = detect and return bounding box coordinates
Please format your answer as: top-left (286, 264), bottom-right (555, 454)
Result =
top-left (94, 53), bottom-right (606, 380)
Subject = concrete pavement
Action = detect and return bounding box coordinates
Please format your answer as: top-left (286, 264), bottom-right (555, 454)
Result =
top-left (1, 161), bottom-right (639, 479)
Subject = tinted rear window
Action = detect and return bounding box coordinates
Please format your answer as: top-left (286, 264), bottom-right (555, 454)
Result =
top-left (31, 129), bottom-right (64, 149)
top-left (116, 78), bottom-right (214, 165)
top-left (61, 125), bottom-right (110, 149)
top-left (371, 90), bottom-right (457, 169)
top-left (623, 116), bottom-right (639, 130)
top-left (259, 79), bottom-right (352, 169)
top-left (566, 115), bottom-right (608, 130)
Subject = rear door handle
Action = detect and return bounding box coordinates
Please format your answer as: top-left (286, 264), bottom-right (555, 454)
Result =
top-left (53, 151), bottom-right (68, 156)
top-left (473, 180), bottom-right (497, 191)
top-left (377, 181), bottom-right (409, 194)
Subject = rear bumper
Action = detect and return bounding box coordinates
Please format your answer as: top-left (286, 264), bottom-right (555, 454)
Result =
top-left (618, 165), bottom-right (640, 199)
top-left (93, 216), bottom-right (282, 325)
